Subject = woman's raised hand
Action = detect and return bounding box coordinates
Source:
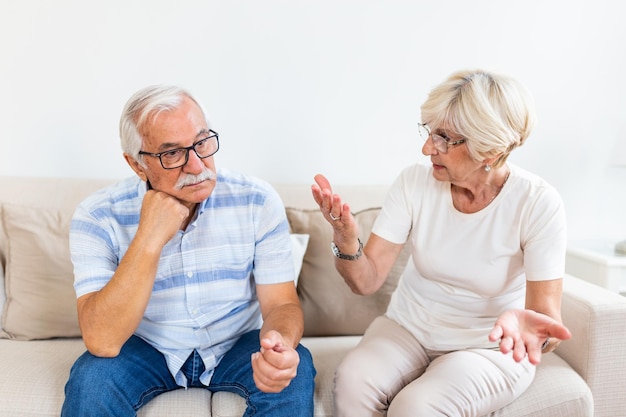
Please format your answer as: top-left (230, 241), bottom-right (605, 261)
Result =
top-left (311, 174), bottom-right (350, 225)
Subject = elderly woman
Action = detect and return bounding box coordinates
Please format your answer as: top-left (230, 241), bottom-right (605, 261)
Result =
top-left (311, 69), bottom-right (572, 416)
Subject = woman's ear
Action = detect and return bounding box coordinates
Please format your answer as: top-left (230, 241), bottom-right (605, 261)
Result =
top-left (483, 152), bottom-right (505, 168)
top-left (124, 153), bottom-right (148, 182)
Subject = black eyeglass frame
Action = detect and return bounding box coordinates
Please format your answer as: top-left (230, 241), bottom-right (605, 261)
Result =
top-left (138, 130), bottom-right (219, 169)
top-left (418, 123), bottom-right (466, 154)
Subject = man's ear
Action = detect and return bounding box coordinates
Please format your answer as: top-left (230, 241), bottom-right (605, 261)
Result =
top-left (124, 153), bottom-right (148, 182)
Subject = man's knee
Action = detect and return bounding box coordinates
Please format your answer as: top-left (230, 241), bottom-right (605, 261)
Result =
top-left (62, 353), bottom-right (130, 416)
top-left (67, 352), bottom-right (111, 388)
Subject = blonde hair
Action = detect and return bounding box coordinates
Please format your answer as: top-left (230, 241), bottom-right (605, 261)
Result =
top-left (420, 70), bottom-right (536, 167)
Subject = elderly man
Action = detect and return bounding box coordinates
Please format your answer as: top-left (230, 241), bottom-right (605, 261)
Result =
top-left (61, 85), bottom-right (315, 416)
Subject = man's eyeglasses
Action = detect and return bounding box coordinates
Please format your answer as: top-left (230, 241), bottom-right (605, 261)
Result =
top-left (139, 130), bottom-right (219, 169)
top-left (418, 123), bottom-right (465, 154)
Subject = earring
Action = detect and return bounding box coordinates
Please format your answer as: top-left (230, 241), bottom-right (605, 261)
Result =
top-left (484, 165), bottom-right (491, 172)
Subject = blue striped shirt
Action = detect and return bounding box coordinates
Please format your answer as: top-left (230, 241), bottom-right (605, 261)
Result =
top-left (70, 169), bottom-right (294, 386)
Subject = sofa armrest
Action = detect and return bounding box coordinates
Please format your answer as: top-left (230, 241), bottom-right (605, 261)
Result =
top-left (557, 274), bottom-right (626, 417)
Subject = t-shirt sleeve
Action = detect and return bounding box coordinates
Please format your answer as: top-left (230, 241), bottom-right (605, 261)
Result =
top-left (70, 202), bottom-right (119, 298)
top-left (372, 164), bottom-right (425, 244)
top-left (521, 184), bottom-right (567, 281)
top-left (250, 183), bottom-right (294, 285)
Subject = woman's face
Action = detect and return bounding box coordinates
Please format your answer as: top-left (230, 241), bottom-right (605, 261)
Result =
top-left (421, 125), bottom-right (484, 184)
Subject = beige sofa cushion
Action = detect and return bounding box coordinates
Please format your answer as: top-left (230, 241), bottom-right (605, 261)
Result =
top-left (1, 204), bottom-right (80, 340)
top-left (286, 207), bottom-right (410, 337)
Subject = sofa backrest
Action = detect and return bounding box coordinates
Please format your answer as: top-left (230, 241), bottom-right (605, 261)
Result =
top-left (0, 176), bottom-right (402, 340)
top-left (0, 178), bottom-right (390, 268)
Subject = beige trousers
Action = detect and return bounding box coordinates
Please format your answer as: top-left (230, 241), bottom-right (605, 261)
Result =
top-left (334, 316), bottom-right (535, 417)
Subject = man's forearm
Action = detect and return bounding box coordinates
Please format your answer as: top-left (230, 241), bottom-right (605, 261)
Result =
top-left (77, 238), bottom-right (161, 357)
top-left (260, 302), bottom-right (304, 349)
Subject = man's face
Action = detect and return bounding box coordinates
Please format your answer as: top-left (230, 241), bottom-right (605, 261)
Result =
top-left (127, 96), bottom-right (217, 208)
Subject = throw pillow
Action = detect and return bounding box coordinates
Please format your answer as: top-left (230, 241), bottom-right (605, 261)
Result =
top-left (290, 234), bottom-right (309, 286)
top-left (1, 204), bottom-right (80, 340)
top-left (286, 207), bottom-right (410, 336)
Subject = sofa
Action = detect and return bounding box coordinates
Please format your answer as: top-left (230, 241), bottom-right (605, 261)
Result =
top-left (1, 175), bottom-right (625, 417)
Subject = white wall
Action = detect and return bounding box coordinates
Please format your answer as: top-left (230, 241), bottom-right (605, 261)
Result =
top-left (1, 0), bottom-right (625, 243)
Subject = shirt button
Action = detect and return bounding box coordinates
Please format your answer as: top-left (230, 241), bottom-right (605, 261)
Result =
top-left (187, 271), bottom-right (193, 278)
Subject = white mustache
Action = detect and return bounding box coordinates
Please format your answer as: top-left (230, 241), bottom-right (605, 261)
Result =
top-left (174, 168), bottom-right (217, 190)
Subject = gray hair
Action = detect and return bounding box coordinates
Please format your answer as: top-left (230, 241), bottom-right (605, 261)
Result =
top-left (119, 85), bottom-right (208, 166)
top-left (420, 70), bottom-right (536, 167)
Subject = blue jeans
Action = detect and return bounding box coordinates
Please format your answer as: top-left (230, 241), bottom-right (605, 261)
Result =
top-left (61, 331), bottom-right (316, 416)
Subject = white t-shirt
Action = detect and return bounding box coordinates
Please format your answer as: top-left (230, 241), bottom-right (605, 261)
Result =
top-left (372, 163), bottom-right (566, 350)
